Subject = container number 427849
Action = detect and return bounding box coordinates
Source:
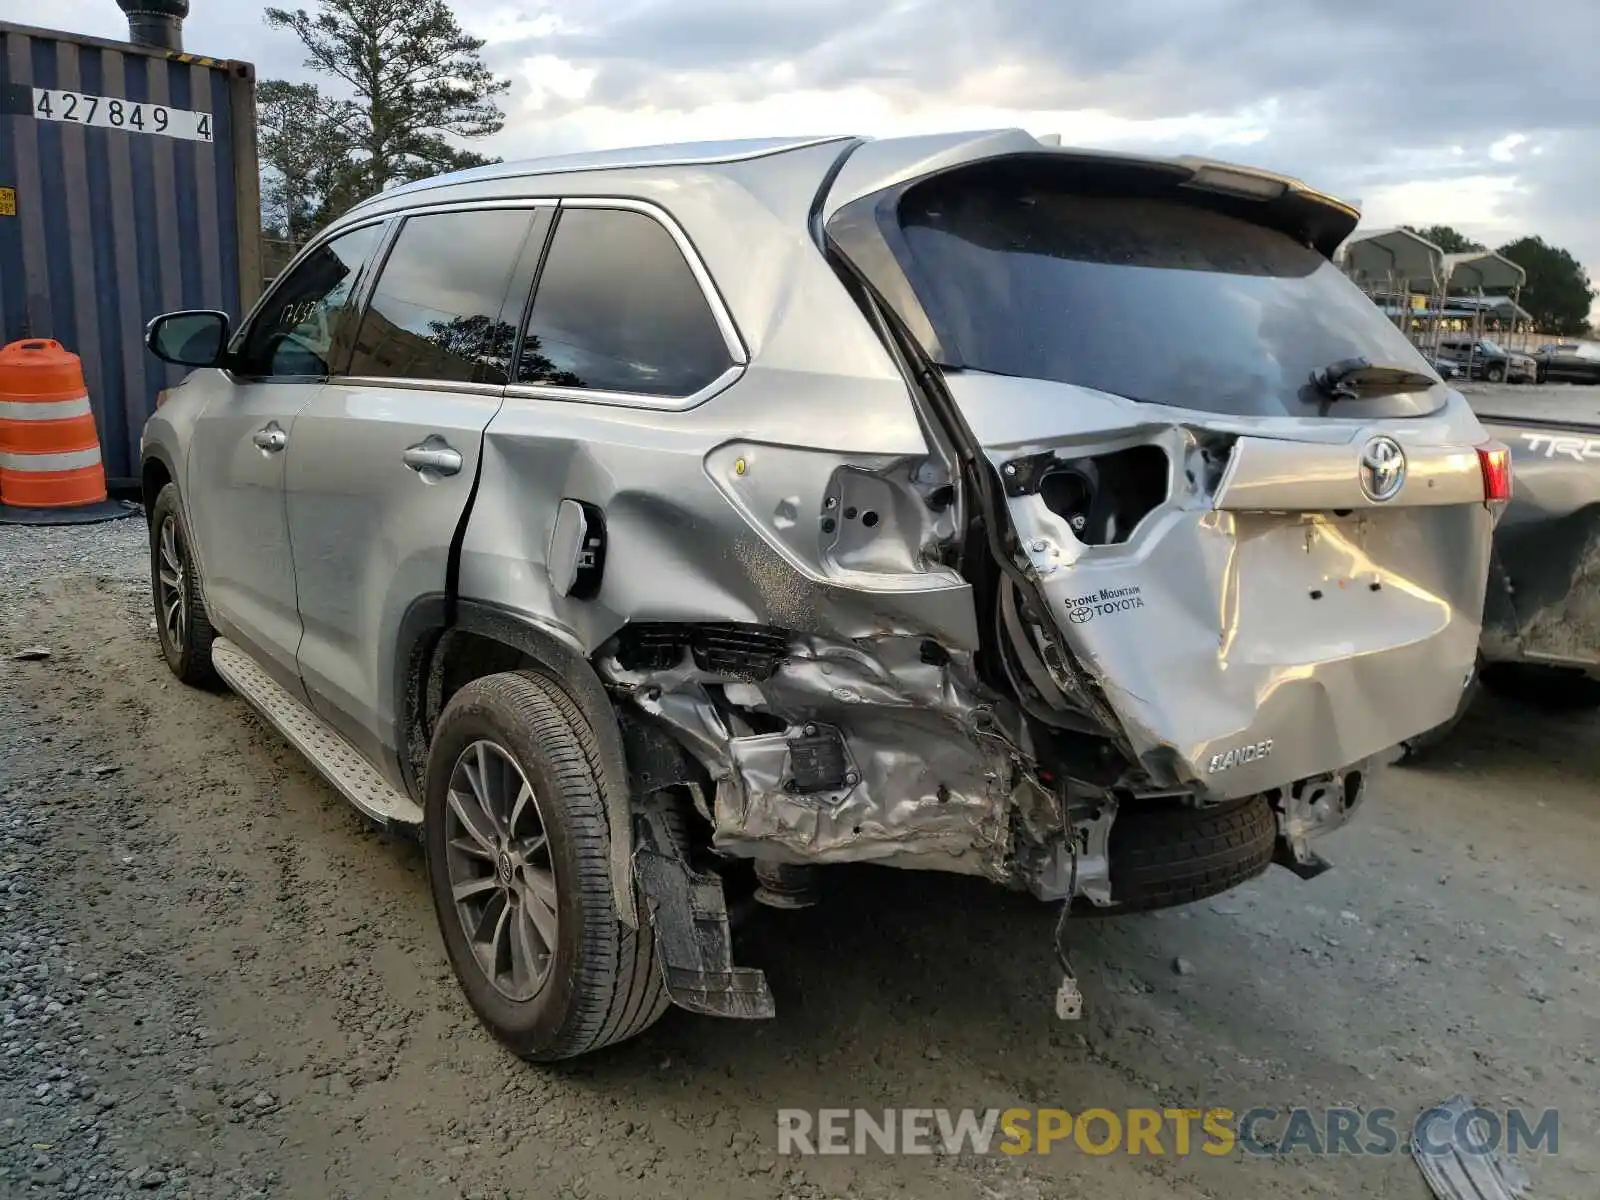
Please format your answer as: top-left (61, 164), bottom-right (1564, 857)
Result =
top-left (32, 89), bottom-right (213, 143)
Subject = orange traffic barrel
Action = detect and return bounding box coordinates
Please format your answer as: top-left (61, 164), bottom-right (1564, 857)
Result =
top-left (0, 339), bottom-right (133, 525)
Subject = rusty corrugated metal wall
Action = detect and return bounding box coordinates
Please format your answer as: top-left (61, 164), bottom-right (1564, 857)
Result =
top-left (0, 20), bottom-right (260, 482)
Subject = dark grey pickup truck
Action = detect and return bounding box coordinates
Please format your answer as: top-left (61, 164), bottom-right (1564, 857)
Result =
top-left (1404, 387), bottom-right (1600, 757)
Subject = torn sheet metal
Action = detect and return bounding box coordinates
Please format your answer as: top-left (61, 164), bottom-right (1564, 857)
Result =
top-left (716, 714), bottom-right (1012, 874)
top-left (1019, 788), bottom-right (1117, 906)
top-left (1412, 1095), bottom-right (1533, 1200)
top-left (946, 372), bottom-right (1492, 801)
top-left (602, 633), bottom-right (1059, 880)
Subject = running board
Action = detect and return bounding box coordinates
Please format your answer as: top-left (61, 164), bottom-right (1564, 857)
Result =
top-left (211, 639), bottom-right (424, 829)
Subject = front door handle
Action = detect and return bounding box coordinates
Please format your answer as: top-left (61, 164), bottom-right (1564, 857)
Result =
top-left (252, 424), bottom-right (287, 453)
top-left (402, 438), bottom-right (463, 477)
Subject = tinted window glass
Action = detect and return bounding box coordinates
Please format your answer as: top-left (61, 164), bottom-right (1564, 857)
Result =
top-left (518, 208), bottom-right (732, 396)
top-left (895, 172), bottom-right (1446, 418)
top-left (348, 209), bottom-right (534, 385)
top-left (236, 225), bottom-right (381, 378)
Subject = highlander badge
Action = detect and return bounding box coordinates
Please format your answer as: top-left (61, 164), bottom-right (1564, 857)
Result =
top-left (1208, 739), bottom-right (1274, 774)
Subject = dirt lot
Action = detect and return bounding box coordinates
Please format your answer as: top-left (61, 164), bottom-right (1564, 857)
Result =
top-left (2, 518), bottom-right (1598, 1199)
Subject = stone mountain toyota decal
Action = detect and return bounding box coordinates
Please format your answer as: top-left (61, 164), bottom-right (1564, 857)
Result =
top-left (1066, 585), bottom-right (1145, 624)
top-left (1359, 435), bottom-right (1407, 502)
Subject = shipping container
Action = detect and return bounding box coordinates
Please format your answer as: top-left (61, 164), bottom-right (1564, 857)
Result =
top-left (0, 20), bottom-right (261, 484)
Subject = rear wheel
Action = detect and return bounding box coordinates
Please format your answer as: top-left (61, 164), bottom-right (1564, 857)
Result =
top-left (148, 483), bottom-right (219, 689)
top-left (424, 670), bottom-right (668, 1061)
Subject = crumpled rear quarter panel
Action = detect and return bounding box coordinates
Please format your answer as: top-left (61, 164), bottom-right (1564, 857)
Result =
top-left (450, 155), bottom-right (1026, 876)
top-left (456, 153), bottom-right (976, 653)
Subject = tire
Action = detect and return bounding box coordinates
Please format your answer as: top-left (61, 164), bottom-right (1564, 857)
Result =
top-left (424, 670), bottom-right (668, 1061)
top-left (1100, 795), bottom-right (1277, 914)
top-left (1481, 662), bottom-right (1600, 711)
top-left (1486, 363), bottom-right (1507, 383)
top-left (148, 482), bottom-right (219, 689)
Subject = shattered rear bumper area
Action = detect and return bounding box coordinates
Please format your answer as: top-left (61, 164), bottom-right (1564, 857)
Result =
top-left (602, 626), bottom-right (1374, 910)
top-left (604, 631), bottom-right (1043, 879)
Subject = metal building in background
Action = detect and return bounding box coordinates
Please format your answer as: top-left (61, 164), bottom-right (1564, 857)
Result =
top-left (0, 19), bottom-right (260, 484)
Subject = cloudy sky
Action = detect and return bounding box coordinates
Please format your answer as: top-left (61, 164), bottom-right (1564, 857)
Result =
top-left (17, 0), bottom-right (1599, 314)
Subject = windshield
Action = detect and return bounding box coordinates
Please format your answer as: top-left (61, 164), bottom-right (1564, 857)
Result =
top-left (1479, 340), bottom-right (1506, 355)
top-left (893, 174), bottom-right (1447, 418)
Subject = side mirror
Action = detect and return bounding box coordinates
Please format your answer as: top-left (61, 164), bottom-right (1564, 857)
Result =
top-left (146, 310), bottom-right (232, 368)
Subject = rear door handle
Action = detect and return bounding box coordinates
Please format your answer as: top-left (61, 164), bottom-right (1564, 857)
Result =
top-left (402, 439), bottom-right (462, 477)
top-left (252, 424), bottom-right (287, 453)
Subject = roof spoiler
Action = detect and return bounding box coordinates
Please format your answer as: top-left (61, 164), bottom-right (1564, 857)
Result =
top-left (823, 130), bottom-right (1361, 257)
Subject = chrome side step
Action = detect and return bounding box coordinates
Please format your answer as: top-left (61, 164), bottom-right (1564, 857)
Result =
top-left (211, 639), bottom-right (424, 829)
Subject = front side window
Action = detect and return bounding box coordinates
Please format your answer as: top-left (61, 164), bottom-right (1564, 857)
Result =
top-left (347, 209), bottom-right (537, 385)
top-left (235, 225), bottom-right (382, 378)
top-left (517, 207), bottom-right (733, 397)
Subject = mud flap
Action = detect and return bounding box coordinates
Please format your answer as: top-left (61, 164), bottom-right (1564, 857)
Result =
top-left (633, 841), bottom-right (776, 1020)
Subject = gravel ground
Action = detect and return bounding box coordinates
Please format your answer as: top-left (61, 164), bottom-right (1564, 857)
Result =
top-left (2, 514), bottom-right (1598, 1199)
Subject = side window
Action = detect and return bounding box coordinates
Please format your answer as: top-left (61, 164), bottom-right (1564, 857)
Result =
top-left (517, 207), bottom-right (733, 397)
top-left (347, 209), bottom-right (537, 385)
top-left (235, 225), bottom-right (381, 378)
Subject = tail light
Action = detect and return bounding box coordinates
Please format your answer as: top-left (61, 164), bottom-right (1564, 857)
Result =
top-left (1477, 441), bottom-right (1512, 502)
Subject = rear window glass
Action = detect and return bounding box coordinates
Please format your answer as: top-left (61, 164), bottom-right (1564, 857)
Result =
top-left (895, 175), bottom-right (1446, 418)
top-left (516, 208), bottom-right (732, 397)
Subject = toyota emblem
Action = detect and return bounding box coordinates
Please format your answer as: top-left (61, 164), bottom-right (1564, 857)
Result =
top-left (1359, 435), bottom-right (1406, 502)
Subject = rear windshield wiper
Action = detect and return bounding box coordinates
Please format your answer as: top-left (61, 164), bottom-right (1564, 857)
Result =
top-left (1310, 358), bottom-right (1438, 401)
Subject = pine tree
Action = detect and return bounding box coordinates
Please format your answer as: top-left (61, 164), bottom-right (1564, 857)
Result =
top-left (257, 80), bottom-right (354, 243)
top-left (264, 0), bottom-right (510, 198)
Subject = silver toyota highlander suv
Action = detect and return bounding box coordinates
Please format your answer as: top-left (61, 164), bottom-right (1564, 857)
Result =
top-left (140, 131), bottom-right (1506, 1061)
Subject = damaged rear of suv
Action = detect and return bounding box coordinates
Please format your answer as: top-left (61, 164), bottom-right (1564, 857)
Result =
top-left (141, 131), bottom-right (1504, 1061)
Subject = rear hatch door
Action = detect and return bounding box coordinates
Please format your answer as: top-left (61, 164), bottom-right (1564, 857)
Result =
top-left (826, 148), bottom-right (1497, 795)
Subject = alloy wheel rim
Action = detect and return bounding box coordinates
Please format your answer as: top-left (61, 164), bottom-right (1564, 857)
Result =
top-left (444, 740), bottom-right (559, 1002)
top-left (157, 515), bottom-right (187, 650)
